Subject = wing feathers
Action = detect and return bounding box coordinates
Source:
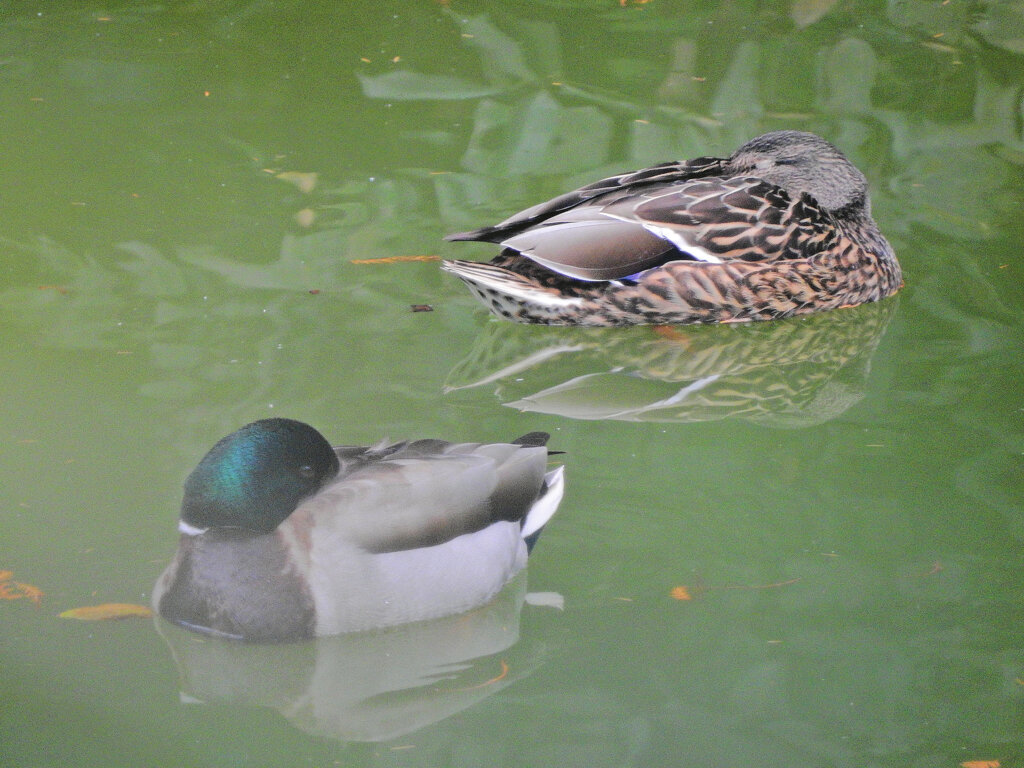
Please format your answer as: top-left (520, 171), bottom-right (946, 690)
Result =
top-left (521, 466), bottom-right (565, 542)
top-left (452, 176), bottom-right (820, 282)
top-left (445, 157), bottom-right (728, 245)
top-left (503, 218), bottom-right (677, 280)
top-left (304, 441), bottom-right (559, 554)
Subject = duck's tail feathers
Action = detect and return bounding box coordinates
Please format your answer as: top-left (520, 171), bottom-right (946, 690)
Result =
top-left (444, 227), bottom-right (503, 243)
top-left (510, 431), bottom-right (566, 456)
top-left (512, 431), bottom-right (550, 448)
top-left (522, 465), bottom-right (565, 552)
top-left (441, 259), bottom-right (533, 290)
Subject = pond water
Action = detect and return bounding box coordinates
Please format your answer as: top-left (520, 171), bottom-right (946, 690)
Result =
top-left (1, 1), bottom-right (1022, 766)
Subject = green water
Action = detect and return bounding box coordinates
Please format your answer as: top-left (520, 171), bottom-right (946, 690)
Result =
top-left (1, 1), bottom-right (1022, 766)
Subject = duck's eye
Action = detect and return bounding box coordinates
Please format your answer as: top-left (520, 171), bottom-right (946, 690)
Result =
top-left (297, 465), bottom-right (316, 479)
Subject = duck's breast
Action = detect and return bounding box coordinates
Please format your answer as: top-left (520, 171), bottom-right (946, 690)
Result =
top-left (153, 530), bottom-right (316, 642)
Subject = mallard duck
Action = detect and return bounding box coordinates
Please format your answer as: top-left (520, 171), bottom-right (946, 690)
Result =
top-left (152, 418), bottom-right (565, 642)
top-left (442, 130), bottom-right (902, 326)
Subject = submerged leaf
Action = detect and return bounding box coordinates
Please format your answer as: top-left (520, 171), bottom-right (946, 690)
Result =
top-left (60, 603), bottom-right (153, 621)
top-left (276, 171), bottom-right (318, 194)
top-left (670, 586), bottom-right (693, 601)
top-left (524, 591), bottom-right (565, 610)
top-left (454, 659), bottom-right (510, 692)
top-left (0, 570), bottom-right (43, 605)
top-left (960, 762), bottom-right (1000, 768)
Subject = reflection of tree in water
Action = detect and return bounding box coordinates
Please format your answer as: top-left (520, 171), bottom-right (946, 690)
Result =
top-left (0, 222), bottom-right (452, 456)
top-left (353, 3), bottom-right (1023, 250)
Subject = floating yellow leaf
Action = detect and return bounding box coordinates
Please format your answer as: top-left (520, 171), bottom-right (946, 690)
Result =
top-left (0, 570), bottom-right (43, 605)
top-left (961, 761), bottom-right (1000, 768)
top-left (275, 171), bottom-right (318, 194)
top-left (670, 586), bottom-right (692, 601)
top-left (60, 603), bottom-right (153, 621)
top-left (920, 40), bottom-right (958, 54)
top-left (455, 659), bottom-right (509, 692)
top-left (350, 254), bottom-right (440, 264)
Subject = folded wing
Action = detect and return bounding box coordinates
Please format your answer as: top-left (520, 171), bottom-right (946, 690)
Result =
top-left (448, 171), bottom-right (834, 282)
top-left (306, 439), bottom-right (555, 553)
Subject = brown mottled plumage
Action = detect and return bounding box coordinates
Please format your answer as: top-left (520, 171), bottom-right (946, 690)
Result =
top-left (442, 131), bottom-right (902, 326)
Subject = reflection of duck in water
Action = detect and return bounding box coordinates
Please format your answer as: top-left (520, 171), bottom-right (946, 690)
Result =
top-left (156, 579), bottom-right (548, 742)
top-left (153, 419), bottom-right (564, 642)
top-left (446, 299), bottom-right (896, 426)
top-left (444, 131), bottom-right (901, 325)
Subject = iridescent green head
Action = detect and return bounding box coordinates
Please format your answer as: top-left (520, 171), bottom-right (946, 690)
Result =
top-left (180, 418), bottom-right (340, 535)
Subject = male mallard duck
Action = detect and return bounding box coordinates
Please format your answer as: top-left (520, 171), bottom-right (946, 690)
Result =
top-left (152, 418), bottom-right (564, 642)
top-left (442, 130), bottom-right (902, 326)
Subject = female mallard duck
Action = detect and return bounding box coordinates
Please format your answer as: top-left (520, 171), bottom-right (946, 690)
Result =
top-left (442, 130), bottom-right (902, 326)
top-left (152, 418), bottom-right (564, 642)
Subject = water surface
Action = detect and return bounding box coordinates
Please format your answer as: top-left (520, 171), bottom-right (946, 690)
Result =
top-left (1, 2), bottom-right (1022, 766)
